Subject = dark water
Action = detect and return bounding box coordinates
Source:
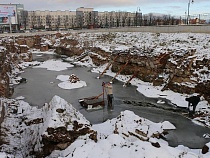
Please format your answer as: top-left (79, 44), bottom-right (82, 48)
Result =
top-left (12, 53), bottom-right (210, 149)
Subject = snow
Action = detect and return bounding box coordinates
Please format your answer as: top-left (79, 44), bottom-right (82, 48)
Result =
top-left (56, 75), bottom-right (70, 82)
top-left (56, 75), bottom-right (87, 90)
top-left (74, 55), bottom-right (96, 67)
top-left (92, 63), bottom-right (208, 110)
top-left (32, 49), bottom-right (55, 54)
top-left (0, 152), bottom-right (12, 158)
top-left (92, 110), bottom-right (176, 140)
top-left (15, 96), bottom-right (25, 100)
top-left (0, 94), bottom-right (209, 158)
top-left (46, 98), bottom-right (207, 158)
top-left (42, 95), bottom-right (90, 132)
top-left (1, 32), bottom-right (210, 157)
top-left (34, 59), bottom-right (74, 71)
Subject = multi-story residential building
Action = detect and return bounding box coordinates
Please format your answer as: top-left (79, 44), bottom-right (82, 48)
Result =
top-left (3, 4), bottom-right (209, 31)
top-left (98, 11), bottom-right (141, 28)
top-left (27, 10), bottom-right (76, 30)
top-left (26, 7), bottom-right (142, 30)
top-left (76, 7), bottom-right (98, 28)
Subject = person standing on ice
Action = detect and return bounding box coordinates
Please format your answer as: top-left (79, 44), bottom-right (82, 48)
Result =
top-left (102, 82), bottom-right (113, 108)
top-left (185, 95), bottom-right (200, 117)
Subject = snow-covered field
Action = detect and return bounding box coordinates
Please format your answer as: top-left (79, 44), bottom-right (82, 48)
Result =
top-left (0, 32), bottom-right (210, 157)
top-left (1, 95), bottom-right (210, 158)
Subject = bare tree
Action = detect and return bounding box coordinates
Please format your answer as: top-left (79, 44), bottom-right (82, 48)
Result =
top-left (64, 15), bottom-right (69, 29)
top-left (56, 15), bottom-right (61, 30)
top-left (143, 15), bottom-right (148, 26)
top-left (116, 11), bottom-right (122, 27)
top-left (110, 12), bottom-right (114, 27)
top-left (149, 13), bottom-right (153, 26)
top-left (21, 10), bottom-right (28, 30)
top-left (127, 17), bottom-right (131, 26)
top-left (37, 16), bottom-right (42, 29)
top-left (46, 15), bottom-right (51, 30)
top-left (105, 15), bottom-right (108, 28)
top-left (31, 11), bottom-right (35, 29)
top-left (121, 12), bottom-right (127, 27)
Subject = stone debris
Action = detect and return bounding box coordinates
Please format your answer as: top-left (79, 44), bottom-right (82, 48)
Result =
top-left (0, 96), bottom-right (179, 157)
top-left (69, 74), bottom-right (80, 83)
top-left (1, 33), bottom-right (209, 103)
top-left (0, 96), bottom-right (97, 157)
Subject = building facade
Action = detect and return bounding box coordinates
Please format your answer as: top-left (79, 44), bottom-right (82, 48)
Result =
top-left (27, 10), bottom-right (76, 30)
top-left (25, 7), bottom-right (142, 30)
top-left (2, 4), bottom-right (210, 31)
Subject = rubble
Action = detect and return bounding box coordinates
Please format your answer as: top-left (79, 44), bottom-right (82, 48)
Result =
top-left (0, 96), bottom-right (97, 157)
top-left (0, 38), bottom-right (32, 97)
top-left (69, 74), bottom-right (80, 83)
top-left (0, 32), bottom-right (209, 103)
top-left (54, 33), bottom-right (209, 103)
top-left (0, 96), bottom-right (179, 157)
top-left (0, 32), bottom-right (209, 157)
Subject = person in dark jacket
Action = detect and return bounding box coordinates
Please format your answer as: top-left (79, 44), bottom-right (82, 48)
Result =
top-left (185, 95), bottom-right (200, 116)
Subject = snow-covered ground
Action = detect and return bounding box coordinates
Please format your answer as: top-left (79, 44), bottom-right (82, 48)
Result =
top-left (34, 59), bottom-right (74, 71)
top-left (1, 95), bottom-right (210, 158)
top-left (56, 75), bottom-right (87, 90)
top-left (0, 32), bottom-right (210, 157)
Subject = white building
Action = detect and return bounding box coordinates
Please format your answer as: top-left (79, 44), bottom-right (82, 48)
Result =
top-left (27, 10), bottom-right (76, 30)
top-left (23, 7), bottom-right (143, 30)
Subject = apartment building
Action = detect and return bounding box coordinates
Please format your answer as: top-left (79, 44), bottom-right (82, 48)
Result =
top-left (1, 4), bottom-right (143, 30)
top-left (27, 10), bottom-right (76, 30)
top-left (26, 7), bottom-right (142, 30)
top-left (98, 11), bottom-right (140, 28)
top-left (76, 7), bottom-right (98, 28)
top-left (1, 4), bottom-right (210, 31)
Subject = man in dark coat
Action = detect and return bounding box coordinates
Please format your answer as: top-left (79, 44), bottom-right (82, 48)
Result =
top-left (185, 95), bottom-right (200, 116)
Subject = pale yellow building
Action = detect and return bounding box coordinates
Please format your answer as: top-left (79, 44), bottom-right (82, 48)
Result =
top-left (26, 7), bottom-right (142, 29)
top-left (27, 10), bottom-right (76, 29)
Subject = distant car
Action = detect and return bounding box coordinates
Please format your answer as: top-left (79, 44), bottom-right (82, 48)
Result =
top-left (3, 30), bottom-right (9, 33)
top-left (19, 30), bottom-right (25, 33)
top-left (30, 29), bottom-right (37, 33)
top-left (73, 27), bottom-right (82, 30)
top-left (12, 30), bottom-right (19, 33)
top-left (46, 28), bottom-right (52, 31)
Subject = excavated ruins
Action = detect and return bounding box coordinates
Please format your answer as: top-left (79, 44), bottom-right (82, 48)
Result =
top-left (55, 33), bottom-right (210, 103)
top-left (0, 32), bottom-right (209, 103)
top-left (0, 32), bottom-right (210, 157)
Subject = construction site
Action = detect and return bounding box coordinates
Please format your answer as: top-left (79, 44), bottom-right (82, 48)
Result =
top-left (55, 33), bottom-right (210, 104)
top-left (0, 32), bottom-right (209, 103)
top-left (0, 29), bottom-right (210, 157)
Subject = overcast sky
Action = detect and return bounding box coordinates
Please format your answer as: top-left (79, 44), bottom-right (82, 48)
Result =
top-left (2, 0), bottom-right (210, 16)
